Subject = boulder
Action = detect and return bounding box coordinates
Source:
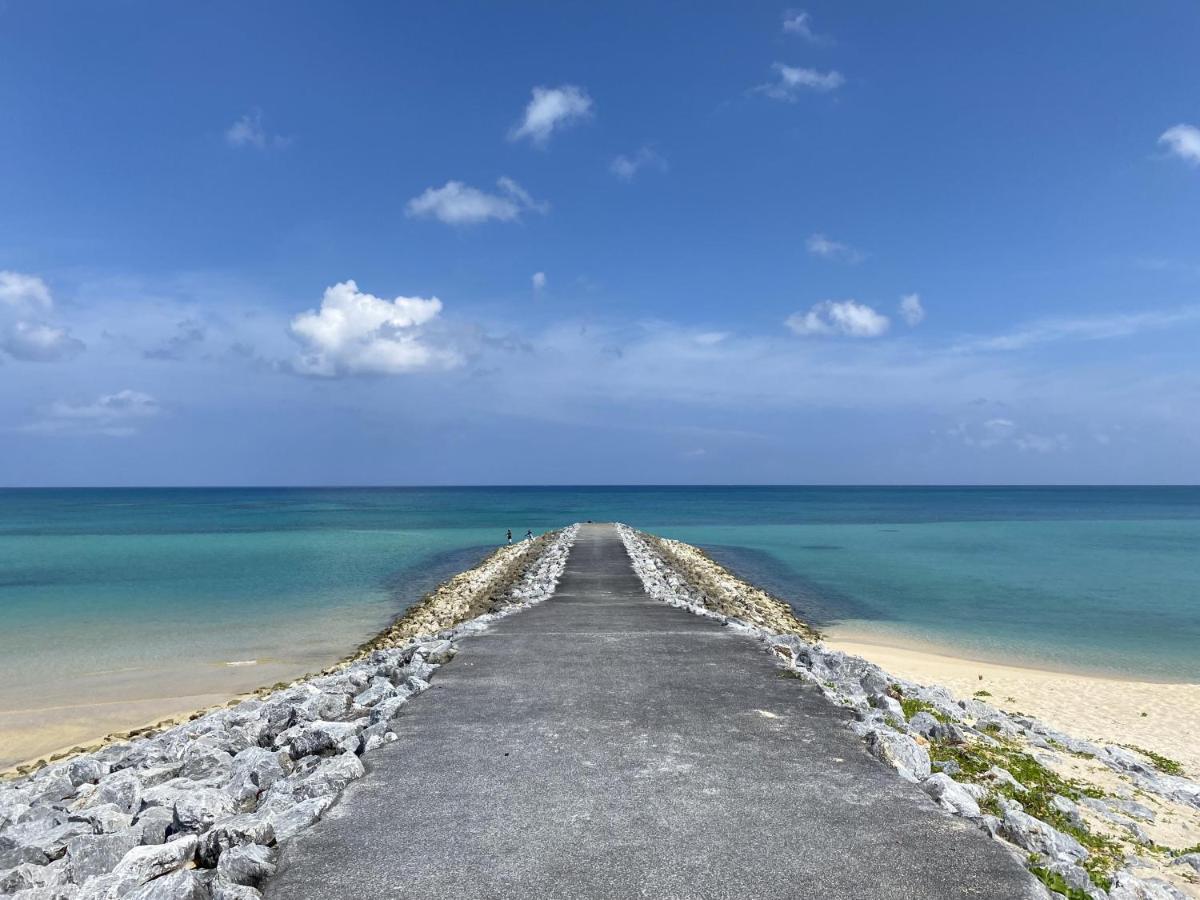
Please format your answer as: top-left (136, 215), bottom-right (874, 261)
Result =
top-left (1107, 871), bottom-right (1190, 899)
top-left (197, 814), bottom-right (274, 868)
top-left (133, 807), bottom-right (175, 845)
top-left (287, 752), bottom-right (365, 802)
top-left (866, 729), bottom-right (931, 782)
top-left (66, 759), bottom-right (109, 789)
top-left (171, 788), bottom-right (236, 835)
top-left (982, 765), bottom-right (1027, 793)
top-left (124, 868), bottom-right (209, 900)
top-left (997, 808), bottom-right (1088, 864)
top-left (74, 871), bottom-right (143, 899)
top-left (89, 772), bottom-right (142, 816)
top-left (111, 835), bottom-right (197, 884)
top-left (920, 773), bottom-right (981, 818)
top-left (70, 803), bottom-right (134, 835)
top-left (216, 843), bottom-right (277, 886)
top-left (907, 711), bottom-right (941, 738)
top-left (66, 829), bottom-right (143, 883)
top-left (260, 797), bottom-right (333, 843)
top-left (212, 880), bottom-right (264, 900)
top-left (414, 640), bottom-right (455, 664)
top-left (1172, 853), bottom-right (1200, 874)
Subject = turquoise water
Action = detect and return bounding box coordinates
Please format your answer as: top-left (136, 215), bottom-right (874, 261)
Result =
top-left (1, 487), bottom-right (1198, 710)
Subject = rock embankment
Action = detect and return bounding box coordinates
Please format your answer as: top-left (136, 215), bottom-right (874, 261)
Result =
top-left (0, 526), bottom-right (578, 900)
top-left (617, 524), bottom-right (1200, 900)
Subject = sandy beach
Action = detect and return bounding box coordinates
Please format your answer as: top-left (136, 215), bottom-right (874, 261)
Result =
top-left (0, 657), bottom-right (325, 774)
top-left (826, 627), bottom-right (1200, 779)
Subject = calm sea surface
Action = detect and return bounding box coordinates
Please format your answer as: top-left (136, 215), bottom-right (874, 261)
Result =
top-left (1, 487), bottom-right (1198, 706)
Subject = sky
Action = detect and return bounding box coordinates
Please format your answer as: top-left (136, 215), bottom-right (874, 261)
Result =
top-left (2, 1), bottom-right (1199, 486)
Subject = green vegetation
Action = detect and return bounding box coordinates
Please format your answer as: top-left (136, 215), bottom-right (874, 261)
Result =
top-left (1121, 744), bottom-right (1184, 776)
top-left (899, 696), bottom-right (949, 723)
top-left (1027, 862), bottom-right (1093, 900)
top-left (927, 734), bottom-right (1119, 889)
top-left (973, 689), bottom-right (993, 698)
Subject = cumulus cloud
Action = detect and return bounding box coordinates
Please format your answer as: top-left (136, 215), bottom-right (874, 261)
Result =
top-left (785, 300), bottom-right (890, 337)
top-left (20, 389), bottom-right (160, 437)
top-left (406, 177), bottom-right (546, 226)
top-left (782, 10), bottom-right (821, 41)
top-left (508, 85), bottom-right (593, 146)
top-left (610, 146), bottom-right (668, 181)
top-left (0, 270), bottom-right (85, 362)
top-left (290, 279), bottom-right (461, 376)
top-left (225, 109), bottom-right (292, 151)
top-left (532, 272), bottom-right (547, 295)
top-left (899, 293), bottom-right (925, 326)
top-left (806, 233), bottom-right (863, 263)
top-left (756, 64), bottom-right (843, 101)
top-left (0, 271), bottom-right (52, 309)
top-left (1159, 124), bottom-right (1200, 166)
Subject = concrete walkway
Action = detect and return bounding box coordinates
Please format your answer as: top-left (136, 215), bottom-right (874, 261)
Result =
top-left (264, 524), bottom-right (1042, 899)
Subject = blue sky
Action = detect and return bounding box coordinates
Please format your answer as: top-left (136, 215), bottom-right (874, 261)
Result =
top-left (2, 1), bottom-right (1199, 485)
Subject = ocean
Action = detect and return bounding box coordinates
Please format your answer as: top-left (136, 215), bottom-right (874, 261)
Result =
top-left (2, 486), bottom-right (1198, 736)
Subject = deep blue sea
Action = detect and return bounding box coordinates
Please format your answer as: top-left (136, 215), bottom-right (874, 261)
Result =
top-left (2, 487), bottom-right (1198, 722)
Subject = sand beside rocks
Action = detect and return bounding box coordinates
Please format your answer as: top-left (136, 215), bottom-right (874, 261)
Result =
top-left (826, 632), bottom-right (1200, 780)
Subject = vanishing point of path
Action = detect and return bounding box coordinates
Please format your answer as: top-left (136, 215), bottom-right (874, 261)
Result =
top-left (265, 524), bottom-right (1042, 899)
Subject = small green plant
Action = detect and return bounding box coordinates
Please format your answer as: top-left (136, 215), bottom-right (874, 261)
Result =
top-left (974, 689), bottom-right (992, 698)
top-left (1028, 862), bottom-right (1093, 900)
top-left (1121, 744), bottom-right (1184, 776)
top-left (899, 696), bottom-right (949, 723)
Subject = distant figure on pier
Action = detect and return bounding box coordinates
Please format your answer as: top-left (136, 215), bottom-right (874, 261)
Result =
top-left (506, 529), bottom-right (512, 544)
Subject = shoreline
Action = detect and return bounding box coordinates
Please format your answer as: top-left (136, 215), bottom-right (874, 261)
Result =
top-left (0, 537), bottom-right (540, 778)
top-left (824, 629), bottom-right (1200, 779)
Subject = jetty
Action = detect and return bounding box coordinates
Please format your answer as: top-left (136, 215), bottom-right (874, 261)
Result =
top-left (264, 524), bottom-right (1040, 898)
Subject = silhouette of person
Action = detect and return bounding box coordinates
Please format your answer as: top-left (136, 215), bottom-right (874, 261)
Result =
top-left (506, 529), bottom-right (512, 544)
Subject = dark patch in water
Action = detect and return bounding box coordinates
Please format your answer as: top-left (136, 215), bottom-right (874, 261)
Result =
top-left (795, 544), bottom-right (842, 551)
top-left (379, 544), bottom-right (496, 616)
top-left (698, 543), bottom-right (885, 628)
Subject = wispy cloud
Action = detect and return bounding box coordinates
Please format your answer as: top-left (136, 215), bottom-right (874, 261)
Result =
top-left (290, 279), bottom-right (461, 376)
top-left (947, 417), bottom-right (1069, 454)
top-left (1159, 124), bottom-right (1200, 166)
top-left (610, 146), bottom-right (668, 181)
top-left (781, 9), bottom-right (825, 42)
top-left (406, 177), bottom-right (547, 226)
top-left (755, 64), bottom-right (843, 101)
top-left (225, 109), bottom-right (292, 151)
top-left (532, 272), bottom-right (547, 296)
top-left (785, 300), bottom-right (890, 337)
top-left (953, 306), bottom-right (1200, 353)
top-left (20, 390), bottom-right (160, 437)
top-left (899, 293), bottom-right (925, 326)
top-left (509, 85), bottom-right (593, 146)
top-left (806, 233), bottom-right (863, 263)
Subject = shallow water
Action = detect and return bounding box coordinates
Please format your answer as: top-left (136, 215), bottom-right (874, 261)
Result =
top-left (1, 486), bottom-right (1198, 725)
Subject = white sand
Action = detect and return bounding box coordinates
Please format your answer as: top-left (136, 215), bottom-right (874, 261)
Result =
top-left (826, 629), bottom-right (1200, 779)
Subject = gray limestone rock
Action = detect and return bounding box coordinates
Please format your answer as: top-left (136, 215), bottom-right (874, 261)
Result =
top-left (921, 773), bottom-right (981, 818)
top-left (171, 788), bottom-right (236, 835)
top-left (217, 843), bottom-right (277, 886)
top-left (124, 869), bottom-right (209, 900)
top-left (865, 728), bottom-right (931, 783)
top-left (65, 829), bottom-right (143, 883)
top-left (111, 835), bottom-right (197, 884)
top-left (998, 808), bottom-right (1088, 864)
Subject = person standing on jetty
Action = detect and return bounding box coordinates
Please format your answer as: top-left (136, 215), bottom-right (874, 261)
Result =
top-left (506, 529), bottom-right (512, 544)
top-left (525, 529), bottom-right (533, 541)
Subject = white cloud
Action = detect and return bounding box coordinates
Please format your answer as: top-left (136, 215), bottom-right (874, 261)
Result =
top-left (508, 85), bottom-right (593, 146)
top-left (786, 300), bottom-right (890, 338)
top-left (2, 321), bottom-right (85, 362)
top-left (20, 390), bottom-right (160, 437)
top-left (806, 233), bottom-right (863, 263)
top-left (693, 332), bottom-right (729, 345)
top-left (225, 109), bottom-right (291, 151)
top-left (954, 306), bottom-right (1200, 353)
top-left (0, 270), bottom-right (85, 362)
top-left (610, 146), bottom-right (668, 181)
top-left (290, 279), bottom-right (461, 376)
top-left (0, 271), bottom-right (52, 309)
top-left (406, 177), bottom-right (546, 226)
top-left (1159, 124), bottom-right (1200, 166)
top-left (756, 64), bottom-right (844, 101)
top-left (782, 10), bottom-right (820, 41)
top-left (532, 272), bottom-right (547, 294)
top-left (899, 293), bottom-right (925, 326)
